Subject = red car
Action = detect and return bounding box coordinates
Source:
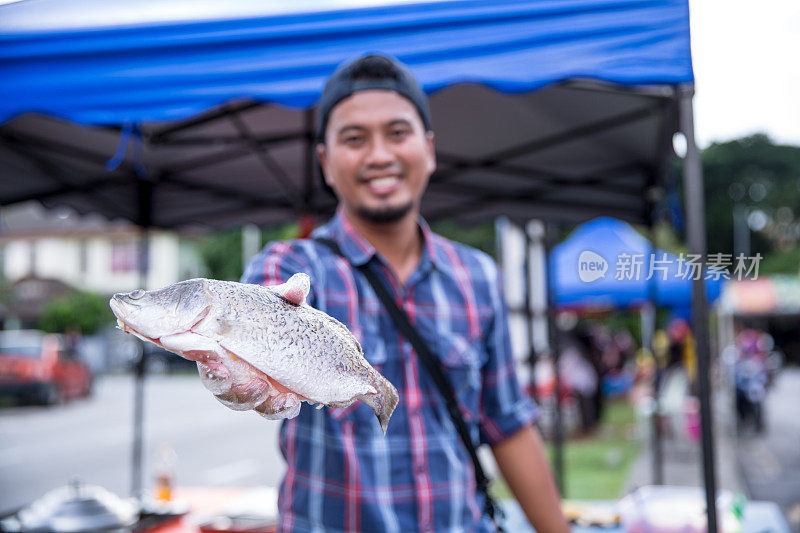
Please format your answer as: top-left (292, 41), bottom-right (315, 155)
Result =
top-left (0, 330), bottom-right (93, 405)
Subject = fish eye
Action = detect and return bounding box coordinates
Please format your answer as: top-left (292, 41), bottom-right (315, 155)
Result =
top-left (129, 289), bottom-right (145, 300)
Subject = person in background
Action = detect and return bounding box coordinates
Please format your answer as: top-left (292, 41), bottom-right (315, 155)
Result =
top-left (242, 54), bottom-right (568, 532)
top-left (734, 329), bottom-right (770, 434)
top-left (579, 323), bottom-right (607, 427)
top-left (558, 332), bottom-right (599, 434)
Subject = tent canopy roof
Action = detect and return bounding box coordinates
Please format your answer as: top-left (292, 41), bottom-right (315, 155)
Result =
top-left (0, 0), bottom-right (693, 228)
top-left (0, 0), bottom-right (693, 125)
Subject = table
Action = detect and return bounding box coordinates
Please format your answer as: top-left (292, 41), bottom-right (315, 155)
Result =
top-left (142, 487), bottom-right (277, 533)
top-left (502, 499), bottom-right (791, 533)
top-left (141, 489), bottom-right (792, 533)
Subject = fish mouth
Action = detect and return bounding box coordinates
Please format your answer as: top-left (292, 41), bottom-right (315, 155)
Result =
top-left (114, 317), bottom-right (163, 347)
top-left (108, 296), bottom-right (124, 318)
top-left (109, 296), bottom-right (164, 347)
top-left (110, 301), bottom-right (212, 351)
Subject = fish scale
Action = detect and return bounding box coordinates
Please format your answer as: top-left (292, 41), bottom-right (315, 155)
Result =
top-left (109, 274), bottom-right (398, 434)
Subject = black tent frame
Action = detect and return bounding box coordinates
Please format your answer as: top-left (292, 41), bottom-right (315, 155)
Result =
top-left (1, 80), bottom-right (676, 228)
top-left (0, 81), bottom-right (718, 532)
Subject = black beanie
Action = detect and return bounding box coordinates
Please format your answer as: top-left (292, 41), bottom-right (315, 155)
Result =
top-left (316, 54), bottom-right (432, 141)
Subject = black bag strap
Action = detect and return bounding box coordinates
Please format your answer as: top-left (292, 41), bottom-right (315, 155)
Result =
top-left (314, 237), bottom-right (505, 530)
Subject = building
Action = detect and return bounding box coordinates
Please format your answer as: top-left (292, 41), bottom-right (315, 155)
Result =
top-left (0, 201), bottom-right (205, 328)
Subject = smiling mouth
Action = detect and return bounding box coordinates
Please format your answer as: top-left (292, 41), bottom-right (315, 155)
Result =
top-left (368, 176), bottom-right (399, 187)
top-left (363, 175), bottom-right (401, 195)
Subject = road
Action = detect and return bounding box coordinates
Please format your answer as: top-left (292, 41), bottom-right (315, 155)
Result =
top-left (737, 366), bottom-right (800, 529)
top-left (0, 374), bottom-right (283, 515)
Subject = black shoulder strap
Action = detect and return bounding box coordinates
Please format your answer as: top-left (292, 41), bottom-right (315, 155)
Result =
top-left (314, 237), bottom-right (504, 528)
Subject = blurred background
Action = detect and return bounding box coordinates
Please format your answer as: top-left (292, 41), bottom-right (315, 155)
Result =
top-left (1, 0), bottom-right (798, 532)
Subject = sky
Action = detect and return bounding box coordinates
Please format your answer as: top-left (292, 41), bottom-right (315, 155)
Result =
top-left (689, 0), bottom-right (800, 148)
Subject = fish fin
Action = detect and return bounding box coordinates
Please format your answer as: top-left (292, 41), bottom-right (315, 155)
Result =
top-left (360, 375), bottom-right (399, 436)
top-left (271, 273), bottom-right (310, 306)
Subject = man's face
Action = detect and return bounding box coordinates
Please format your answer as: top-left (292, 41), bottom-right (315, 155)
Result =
top-left (318, 89), bottom-right (435, 224)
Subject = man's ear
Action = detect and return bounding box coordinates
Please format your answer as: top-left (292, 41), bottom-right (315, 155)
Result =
top-left (316, 143), bottom-right (333, 187)
top-left (425, 131), bottom-right (436, 175)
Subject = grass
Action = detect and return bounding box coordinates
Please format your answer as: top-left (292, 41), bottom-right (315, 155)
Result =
top-left (491, 399), bottom-right (641, 501)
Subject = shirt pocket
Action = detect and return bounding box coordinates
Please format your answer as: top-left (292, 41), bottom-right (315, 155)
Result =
top-left (435, 331), bottom-right (485, 422)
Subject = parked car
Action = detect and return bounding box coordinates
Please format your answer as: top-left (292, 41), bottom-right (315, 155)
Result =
top-left (0, 330), bottom-right (93, 405)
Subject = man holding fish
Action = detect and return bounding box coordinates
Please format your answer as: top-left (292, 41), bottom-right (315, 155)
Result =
top-left (111, 53), bottom-right (568, 533)
top-left (242, 55), bottom-right (569, 533)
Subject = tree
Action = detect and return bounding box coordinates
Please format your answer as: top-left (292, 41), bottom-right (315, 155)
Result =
top-left (700, 134), bottom-right (800, 260)
top-left (39, 291), bottom-right (114, 335)
top-left (431, 220), bottom-right (496, 256)
top-left (194, 223), bottom-right (299, 281)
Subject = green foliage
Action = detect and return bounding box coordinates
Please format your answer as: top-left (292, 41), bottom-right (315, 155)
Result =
top-left (652, 221), bottom-right (687, 256)
top-left (760, 247), bottom-right (800, 275)
top-left (599, 313), bottom-right (643, 346)
top-left (491, 400), bottom-right (640, 500)
top-left (600, 307), bottom-right (672, 347)
top-left (549, 400), bottom-right (641, 499)
top-left (194, 223), bottom-right (299, 281)
top-left (699, 134), bottom-right (800, 257)
top-left (261, 223), bottom-right (302, 247)
top-left (38, 291), bottom-right (114, 335)
top-left (193, 219), bottom-right (498, 280)
top-left (431, 220), bottom-right (496, 257)
top-left (194, 228), bottom-right (245, 282)
top-left (0, 277), bottom-right (12, 308)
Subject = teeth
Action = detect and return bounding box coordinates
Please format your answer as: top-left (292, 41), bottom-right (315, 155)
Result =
top-left (369, 176), bottom-right (398, 188)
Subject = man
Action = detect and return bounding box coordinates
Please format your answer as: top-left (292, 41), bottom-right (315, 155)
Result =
top-left (242, 54), bottom-right (568, 533)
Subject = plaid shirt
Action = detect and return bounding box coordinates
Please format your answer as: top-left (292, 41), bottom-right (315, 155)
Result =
top-left (241, 212), bottom-right (537, 533)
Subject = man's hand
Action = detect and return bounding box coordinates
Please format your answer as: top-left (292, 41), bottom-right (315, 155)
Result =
top-left (491, 424), bottom-right (570, 533)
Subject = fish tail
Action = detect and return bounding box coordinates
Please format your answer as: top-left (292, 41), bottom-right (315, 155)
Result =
top-left (361, 375), bottom-right (399, 436)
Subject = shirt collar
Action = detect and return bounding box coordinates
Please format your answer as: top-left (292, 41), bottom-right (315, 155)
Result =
top-left (313, 208), bottom-right (444, 272)
top-left (417, 216), bottom-right (445, 273)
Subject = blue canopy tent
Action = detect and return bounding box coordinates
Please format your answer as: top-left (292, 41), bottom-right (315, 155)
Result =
top-left (0, 1), bottom-right (720, 529)
top-left (0, 0), bottom-right (693, 227)
top-left (551, 217), bottom-right (723, 310)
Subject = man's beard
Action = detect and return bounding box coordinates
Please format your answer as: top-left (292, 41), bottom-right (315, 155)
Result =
top-left (355, 200), bottom-right (414, 224)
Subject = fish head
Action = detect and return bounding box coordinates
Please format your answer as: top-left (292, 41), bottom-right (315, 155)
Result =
top-left (109, 279), bottom-right (213, 342)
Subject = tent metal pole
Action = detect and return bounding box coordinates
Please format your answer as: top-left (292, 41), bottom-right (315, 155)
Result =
top-left (227, 113), bottom-right (302, 206)
top-left (430, 98), bottom-right (665, 184)
top-left (131, 178), bottom-right (152, 499)
top-left (434, 153), bottom-right (645, 196)
top-left (428, 193), bottom-right (643, 222)
top-left (646, 96), bottom-right (679, 487)
top-left (476, 104), bottom-right (664, 163)
top-left (523, 220), bottom-right (537, 403)
top-left (679, 85), bottom-right (718, 533)
top-left (150, 101), bottom-right (262, 143)
top-left (154, 130), bottom-right (304, 147)
top-left (644, 224), bottom-right (664, 485)
top-left (544, 221), bottom-right (564, 494)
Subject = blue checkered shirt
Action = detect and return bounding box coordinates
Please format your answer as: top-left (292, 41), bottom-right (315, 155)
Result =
top-left (241, 211), bottom-right (537, 533)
